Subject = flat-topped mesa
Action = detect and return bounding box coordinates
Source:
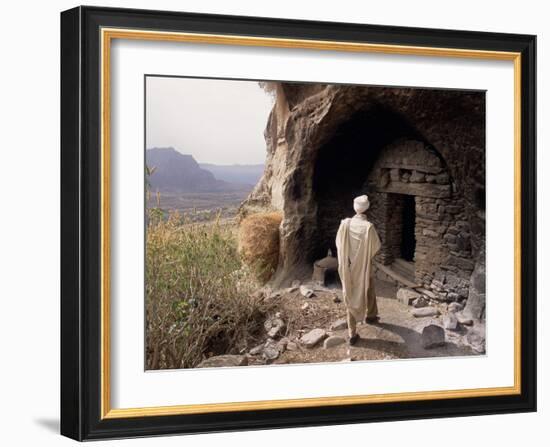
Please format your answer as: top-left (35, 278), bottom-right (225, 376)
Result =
top-left (241, 83), bottom-right (485, 318)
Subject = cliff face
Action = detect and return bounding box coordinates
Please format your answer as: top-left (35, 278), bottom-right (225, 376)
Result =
top-left (241, 83), bottom-right (485, 312)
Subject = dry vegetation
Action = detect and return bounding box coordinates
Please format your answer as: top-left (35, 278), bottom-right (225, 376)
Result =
top-left (237, 212), bottom-right (283, 282)
top-left (145, 211), bottom-right (273, 370)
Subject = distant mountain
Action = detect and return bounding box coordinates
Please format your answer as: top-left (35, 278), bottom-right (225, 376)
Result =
top-left (146, 147), bottom-right (226, 192)
top-left (199, 163), bottom-right (265, 186)
top-left (146, 147), bottom-right (262, 193)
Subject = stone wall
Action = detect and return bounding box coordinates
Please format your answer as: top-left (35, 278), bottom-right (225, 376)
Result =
top-left (362, 138), bottom-right (475, 301)
top-left (368, 192), bottom-right (404, 265)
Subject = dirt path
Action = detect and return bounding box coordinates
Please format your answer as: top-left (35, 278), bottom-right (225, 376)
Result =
top-left (249, 279), bottom-right (477, 366)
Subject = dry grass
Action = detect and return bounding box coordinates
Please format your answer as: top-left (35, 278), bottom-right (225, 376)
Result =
top-left (238, 212), bottom-right (283, 282)
top-left (145, 211), bottom-right (272, 370)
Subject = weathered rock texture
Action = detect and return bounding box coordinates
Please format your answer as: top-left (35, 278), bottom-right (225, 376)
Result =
top-left (241, 83), bottom-right (485, 318)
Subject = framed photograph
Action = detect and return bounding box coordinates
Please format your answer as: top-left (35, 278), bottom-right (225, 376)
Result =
top-left (60, 6), bottom-right (536, 441)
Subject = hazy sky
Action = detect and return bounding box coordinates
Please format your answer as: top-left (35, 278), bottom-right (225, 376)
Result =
top-left (146, 77), bottom-right (274, 165)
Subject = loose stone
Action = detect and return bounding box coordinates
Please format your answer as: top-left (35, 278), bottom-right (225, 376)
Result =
top-left (323, 336), bottom-right (346, 349)
top-left (443, 313), bottom-right (458, 330)
top-left (412, 296), bottom-right (429, 308)
top-left (421, 325), bottom-right (446, 349)
top-left (263, 346), bottom-right (280, 361)
top-left (330, 318), bottom-right (348, 331)
top-left (412, 307), bottom-right (441, 318)
top-left (300, 328), bottom-right (327, 348)
top-left (300, 285), bottom-right (315, 298)
top-left (286, 341), bottom-right (298, 351)
top-left (456, 313), bottom-right (473, 326)
top-left (249, 343), bottom-right (265, 355)
top-left (397, 287), bottom-right (422, 306)
top-left (466, 322), bottom-right (486, 353)
top-left (448, 302), bottom-right (464, 313)
top-left (264, 317), bottom-right (286, 338)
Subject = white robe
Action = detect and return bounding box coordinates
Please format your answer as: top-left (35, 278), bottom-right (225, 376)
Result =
top-left (335, 215), bottom-right (381, 321)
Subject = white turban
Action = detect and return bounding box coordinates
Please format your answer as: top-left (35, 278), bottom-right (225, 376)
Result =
top-left (353, 195), bottom-right (370, 214)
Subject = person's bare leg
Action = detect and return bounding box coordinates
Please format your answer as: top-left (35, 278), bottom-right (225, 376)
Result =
top-left (365, 277), bottom-right (379, 323)
top-left (347, 311), bottom-right (359, 345)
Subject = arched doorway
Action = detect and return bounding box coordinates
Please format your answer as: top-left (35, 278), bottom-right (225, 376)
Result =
top-left (312, 105), bottom-right (422, 263)
top-left (312, 114), bottom-right (467, 296)
top-left (366, 139), bottom-right (453, 287)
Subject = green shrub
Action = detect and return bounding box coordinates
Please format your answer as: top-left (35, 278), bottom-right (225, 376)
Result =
top-left (145, 211), bottom-right (269, 369)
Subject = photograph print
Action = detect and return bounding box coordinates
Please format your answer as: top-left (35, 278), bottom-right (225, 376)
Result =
top-left (145, 76), bottom-right (486, 371)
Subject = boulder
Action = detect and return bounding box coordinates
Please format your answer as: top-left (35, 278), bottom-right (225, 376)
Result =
top-left (456, 313), bottom-right (473, 326)
top-left (264, 316), bottom-right (286, 338)
top-left (277, 337), bottom-right (289, 351)
top-left (412, 296), bottom-right (429, 308)
top-left (463, 260), bottom-right (486, 321)
top-left (330, 318), bottom-right (348, 331)
top-left (300, 328), bottom-right (327, 348)
top-left (397, 288), bottom-right (422, 306)
top-left (419, 288), bottom-right (438, 300)
top-left (447, 292), bottom-right (461, 302)
top-left (448, 302), bottom-right (464, 313)
top-left (198, 355), bottom-right (248, 368)
top-left (412, 307), bottom-right (440, 318)
top-left (300, 285), bottom-right (315, 298)
top-left (323, 335), bottom-right (346, 349)
top-left (466, 322), bottom-right (486, 353)
top-left (263, 345), bottom-right (280, 361)
top-left (421, 325), bottom-right (446, 349)
top-left (249, 343), bottom-right (265, 355)
top-left (286, 341), bottom-right (298, 351)
top-left (443, 313), bottom-right (458, 330)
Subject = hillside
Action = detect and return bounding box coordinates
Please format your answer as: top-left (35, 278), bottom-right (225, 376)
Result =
top-left (146, 147), bottom-right (226, 192)
top-left (199, 163), bottom-right (264, 186)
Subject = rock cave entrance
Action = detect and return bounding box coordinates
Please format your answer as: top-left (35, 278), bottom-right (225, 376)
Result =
top-left (243, 84), bottom-right (483, 307)
top-left (311, 106), bottom-right (457, 290)
top-left (312, 105), bottom-right (421, 264)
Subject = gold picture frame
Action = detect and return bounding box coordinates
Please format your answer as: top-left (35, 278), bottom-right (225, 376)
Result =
top-left (61, 6), bottom-right (536, 440)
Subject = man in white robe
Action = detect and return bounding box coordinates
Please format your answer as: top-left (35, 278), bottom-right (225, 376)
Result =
top-left (335, 195), bottom-right (381, 345)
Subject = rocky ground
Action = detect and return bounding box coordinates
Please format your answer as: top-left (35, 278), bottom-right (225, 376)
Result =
top-left (198, 279), bottom-right (486, 368)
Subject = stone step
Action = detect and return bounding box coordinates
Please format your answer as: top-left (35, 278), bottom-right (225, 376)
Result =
top-left (374, 261), bottom-right (421, 289)
top-left (392, 264), bottom-right (414, 281)
top-left (391, 259), bottom-right (416, 283)
top-left (393, 258), bottom-right (415, 276)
